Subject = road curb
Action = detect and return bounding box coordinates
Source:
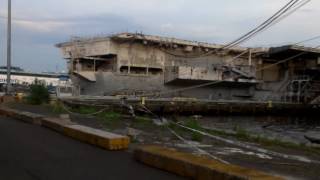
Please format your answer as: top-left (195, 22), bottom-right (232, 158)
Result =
top-left (0, 107), bottom-right (130, 151)
top-left (64, 124), bottom-right (130, 150)
top-left (134, 145), bottom-right (284, 180)
top-left (42, 117), bottom-right (74, 133)
top-left (0, 107), bottom-right (43, 125)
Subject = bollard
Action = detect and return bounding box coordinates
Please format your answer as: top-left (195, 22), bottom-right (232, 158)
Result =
top-left (268, 101), bottom-right (273, 108)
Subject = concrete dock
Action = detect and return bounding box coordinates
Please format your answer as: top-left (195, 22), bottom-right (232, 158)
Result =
top-left (61, 96), bottom-right (320, 115)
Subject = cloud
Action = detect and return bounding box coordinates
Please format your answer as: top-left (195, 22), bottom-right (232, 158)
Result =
top-left (14, 20), bottom-right (68, 33)
top-left (0, 0), bottom-right (319, 72)
top-left (0, 12), bottom-right (142, 72)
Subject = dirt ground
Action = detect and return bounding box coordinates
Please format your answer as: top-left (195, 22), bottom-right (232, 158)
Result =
top-left (6, 102), bottom-right (320, 180)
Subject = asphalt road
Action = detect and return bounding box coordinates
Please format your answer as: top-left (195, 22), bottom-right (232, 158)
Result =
top-left (0, 116), bottom-right (183, 180)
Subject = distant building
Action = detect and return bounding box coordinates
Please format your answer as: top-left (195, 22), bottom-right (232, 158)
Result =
top-left (56, 33), bottom-right (320, 103)
top-left (0, 66), bottom-right (72, 92)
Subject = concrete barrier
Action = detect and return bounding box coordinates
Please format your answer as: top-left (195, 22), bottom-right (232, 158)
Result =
top-left (64, 125), bottom-right (130, 150)
top-left (14, 111), bottom-right (43, 125)
top-left (0, 107), bottom-right (43, 125)
top-left (41, 117), bottom-right (74, 133)
top-left (134, 145), bottom-right (284, 180)
top-left (0, 107), bottom-right (15, 117)
top-left (0, 107), bottom-right (130, 151)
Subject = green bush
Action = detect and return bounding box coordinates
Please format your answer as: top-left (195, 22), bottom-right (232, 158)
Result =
top-left (191, 132), bottom-right (203, 142)
top-left (51, 101), bottom-right (67, 114)
top-left (184, 118), bottom-right (202, 130)
top-left (26, 81), bottom-right (50, 105)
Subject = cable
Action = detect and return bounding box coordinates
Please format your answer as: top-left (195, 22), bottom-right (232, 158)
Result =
top-left (174, 122), bottom-right (319, 164)
top-left (122, 1), bottom-right (308, 60)
top-left (222, 0), bottom-right (298, 49)
top-left (223, 0), bottom-right (309, 49)
top-left (240, 0), bottom-right (311, 46)
top-left (154, 0), bottom-right (308, 59)
top-left (225, 49), bottom-right (250, 64)
top-left (60, 103), bottom-right (109, 116)
top-left (224, 0), bottom-right (303, 48)
top-left (167, 127), bottom-right (229, 164)
top-left (294, 35), bottom-right (320, 45)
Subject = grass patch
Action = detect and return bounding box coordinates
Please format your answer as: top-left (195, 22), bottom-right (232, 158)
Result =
top-left (69, 105), bottom-right (123, 130)
top-left (131, 116), bottom-right (159, 129)
top-left (74, 106), bottom-right (98, 114)
top-left (174, 118), bottom-right (320, 154)
top-left (191, 132), bottom-right (203, 142)
top-left (184, 118), bottom-right (202, 130)
top-left (184, 119), bottom-right (203, 142)
top-left (206, 126), bottom-right (320, 155)
top-left (168, 122), bottom-right (188, 135)
top-left (98, 111), bottom-right (122, 129)
top-left (233, 127), bottom-right (302, 149)
top-left (168, 119), bottom-right (204, 142)
top-left (234, 126), bottom-right (251, 140)
top-left (99, 111), bottom-right (121, 121)
top-left (51, 101), bottom-right (67, 114)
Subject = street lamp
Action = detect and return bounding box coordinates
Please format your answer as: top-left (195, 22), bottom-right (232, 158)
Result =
top-left (6, 0), bottom-right (11, 95)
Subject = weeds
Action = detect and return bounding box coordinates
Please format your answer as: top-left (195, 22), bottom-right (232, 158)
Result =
top-left (74, 106), bottom-right (98, 114)
top-left (168, 122), bottom-right (187, 135)
top-left (26, 81), bottom-right (50, 105)
top-left (183, 119), bottom-right (204, 142)
top-left (99, 111), bottom-right (121, 121)
top-left (175, 119), bottom-right (320, 154)
top-left (98, 111), bottom-right (122, 129)
top-left (206, 126), bottom-right (320, 155)
top-left (51, 101), bottom-right (67, 114)
top-left (184, 118), bottom-right (202, 130)
top-left (191, 132), bottom-right (203, 142)
top-left (168, 119), bottom-right (204, 142)
top-left (131, 116), bottom-right (158, 129)
top-left (235, 127), bottom-right (251, 140)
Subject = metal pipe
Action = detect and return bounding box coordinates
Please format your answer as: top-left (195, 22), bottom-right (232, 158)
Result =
top-left (6, 0), bottom-right (12, 95)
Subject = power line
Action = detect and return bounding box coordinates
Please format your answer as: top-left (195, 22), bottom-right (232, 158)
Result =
top-left (157, 0), bottom-right (309, 59)
top-left (294, 35), bottom-right (320, 45)
top-left (223, 0), bottom-right (310, 49)
top-left (223, 0), bottom-right (299, 49)
top-left (244, 0), bottom-right (311, 45)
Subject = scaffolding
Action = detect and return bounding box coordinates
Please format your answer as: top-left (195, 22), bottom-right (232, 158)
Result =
top-left (282, 75), bottom-right (320, 104)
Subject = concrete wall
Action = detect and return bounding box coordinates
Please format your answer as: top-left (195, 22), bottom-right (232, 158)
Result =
top-left (72, 71), bottom-right (254, 100)
top-left (73, 72), bottom-right (164, 96)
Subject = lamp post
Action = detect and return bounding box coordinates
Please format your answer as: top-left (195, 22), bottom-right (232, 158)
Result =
top-left (6, 0), bottom-right (11, 95)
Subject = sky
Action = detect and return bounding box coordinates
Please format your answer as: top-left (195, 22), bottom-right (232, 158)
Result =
top-left (0, 0), bottom-right (319, 72)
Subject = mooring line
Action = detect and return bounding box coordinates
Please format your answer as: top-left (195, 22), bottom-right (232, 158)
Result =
top-left (167, 127), bottom-right (230, 164)
top-left (175, 122), bottom-right (320, 164)
top-left (60, 102), bottom-right (109, 116)
top-left (139, 104), bottom-right (229, 164)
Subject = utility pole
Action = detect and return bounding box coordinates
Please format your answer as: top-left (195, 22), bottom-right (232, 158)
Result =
top-left (6, 0), bottom-right (12, 95)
